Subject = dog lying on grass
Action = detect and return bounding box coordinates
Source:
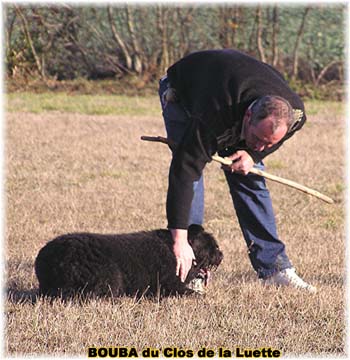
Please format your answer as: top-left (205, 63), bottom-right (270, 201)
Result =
top-left (35, 224), bottom-right (223, 299)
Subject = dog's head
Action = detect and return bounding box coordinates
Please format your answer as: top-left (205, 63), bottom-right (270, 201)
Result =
top-left (186, 224), bottom-right (223, 282)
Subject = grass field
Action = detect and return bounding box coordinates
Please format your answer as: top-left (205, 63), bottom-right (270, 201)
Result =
top-left (5, 93), bottom-right (346, 357)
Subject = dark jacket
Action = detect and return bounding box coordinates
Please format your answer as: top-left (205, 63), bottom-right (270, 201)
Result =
top-left (166, 49), bottom-right (306, 229)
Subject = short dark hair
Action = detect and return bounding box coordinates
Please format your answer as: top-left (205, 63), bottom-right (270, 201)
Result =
top-left (250, 95), bottom-right (294, 132)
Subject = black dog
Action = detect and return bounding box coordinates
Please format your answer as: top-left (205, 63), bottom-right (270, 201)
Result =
top-left (35, 224), bottom-right (223, 298)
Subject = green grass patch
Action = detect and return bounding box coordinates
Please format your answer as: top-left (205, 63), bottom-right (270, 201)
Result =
top-left (329, 182), bottom-right (346, 194)
top-left (265, 159), bottom-right (285, 170)
top-left (304, 100), bottom-right (345, 116)
top-left (5, 93), bottom-right (345, 119)
top-left (5, 92), bottom-right (160, 116)
top-left (100, 170), bottom-right (126, 179)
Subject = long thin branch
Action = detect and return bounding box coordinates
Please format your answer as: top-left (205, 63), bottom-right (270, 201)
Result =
top-left (315, 60), bottom-right (341, 86)
top-left (141, 135), bottom-right (334, 204)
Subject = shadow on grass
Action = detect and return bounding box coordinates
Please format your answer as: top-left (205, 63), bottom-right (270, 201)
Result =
top-left (313, 273), bottom-right (345, 287)
top-left (218, 270), bottom-right (345, 290)
top-left (6, 285), bottom-right (39, 305)
top-left (6, 259), bottom-right (39, 304)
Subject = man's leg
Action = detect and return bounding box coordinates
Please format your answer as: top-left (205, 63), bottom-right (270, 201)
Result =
top-left (224, 162), bottom-right (292, 279)
top-left (158, 77), bottom-right (204, 226)
top-left (224, 162), bottom-right (316, 291)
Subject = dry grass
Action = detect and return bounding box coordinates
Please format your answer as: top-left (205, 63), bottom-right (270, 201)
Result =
top-left (5, 99), bottom-right (346, 357)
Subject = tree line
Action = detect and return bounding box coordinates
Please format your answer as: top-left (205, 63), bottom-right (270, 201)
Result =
top-left (5, 4), bottom-right (345, 89)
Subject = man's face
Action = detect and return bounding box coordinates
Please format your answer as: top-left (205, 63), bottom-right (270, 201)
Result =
top-left (243, 109), bottom-right (288, 152)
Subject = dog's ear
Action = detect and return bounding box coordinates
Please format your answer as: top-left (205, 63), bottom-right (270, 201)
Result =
top-left (188, 224), bottom-right (204, 238)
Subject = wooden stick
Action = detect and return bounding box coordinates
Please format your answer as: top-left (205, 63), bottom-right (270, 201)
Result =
top-left (141, 135), bottom-right (176, 149)
top-left (141, 135), bottom-right (334, 204)
top-left (211, 155), bottom-right (334, 203)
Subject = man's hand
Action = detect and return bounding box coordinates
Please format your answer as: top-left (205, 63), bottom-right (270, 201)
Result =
top-left (171, 229), bottom-right (196, 282)
top-left (222, 150), bottom-right (254, 175)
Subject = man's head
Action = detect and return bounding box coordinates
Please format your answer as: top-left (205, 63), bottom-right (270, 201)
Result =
top-left (243, 95), bottom-right (293, 152)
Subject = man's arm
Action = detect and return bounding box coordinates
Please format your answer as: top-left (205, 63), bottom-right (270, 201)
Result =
top-left (166, 118), bottom-right (215, 229)
top-left (166, 120), bottom-right (215, 281)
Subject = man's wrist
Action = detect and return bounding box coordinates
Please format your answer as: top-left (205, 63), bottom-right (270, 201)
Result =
top-left (170, 228), bottom-right (188, 243)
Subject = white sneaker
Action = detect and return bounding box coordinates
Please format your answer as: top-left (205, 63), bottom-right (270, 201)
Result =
top-left (262, 268), bottom-right (317, 293)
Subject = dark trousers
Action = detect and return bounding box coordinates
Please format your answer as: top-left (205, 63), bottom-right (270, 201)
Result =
top-left (159, 77), bottom-right (292, 278)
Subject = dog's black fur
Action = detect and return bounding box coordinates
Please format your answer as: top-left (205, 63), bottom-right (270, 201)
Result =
top-left (35, 225), bottom-right (223, 298)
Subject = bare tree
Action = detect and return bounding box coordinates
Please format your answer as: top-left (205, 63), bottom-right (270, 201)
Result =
top-left (14, 6), bottom-right (47, 80)
top-left (5, 9), bottom-right (17, 73)
top-left (174, 7), bottom-right (194, 60)
top-left (107, 6), bottom-right (133, 71)
top-left (219, 5), bottom-right (232, 48)
top-left (126, 6), bottom-right (143, 74)
top-left (291, 7), bottom-right (311, 80)
top-left (157, 5), bottom-right (170, 74)
top-left (271, 5), bottom-right (279, 67)
top-left (230, 6), bottom-right (241, 48)
top-left (256, 5), bottom-right (266, 62)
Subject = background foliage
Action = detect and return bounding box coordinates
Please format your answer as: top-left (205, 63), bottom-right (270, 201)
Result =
top-left (5, 4), bottom-right (345, 98)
